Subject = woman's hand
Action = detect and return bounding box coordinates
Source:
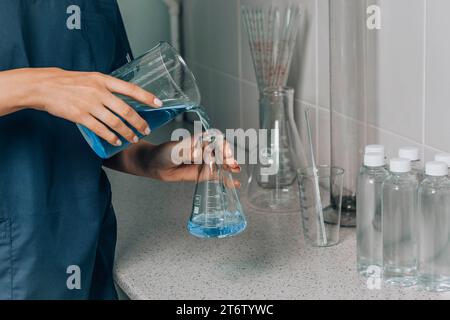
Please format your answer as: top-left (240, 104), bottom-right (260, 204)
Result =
top-left (146, 133), bottom-right (242, 187)
top-left (0, 68), bottom-right (162, 146)
top-left (104, 132), bottom-right (242, 188)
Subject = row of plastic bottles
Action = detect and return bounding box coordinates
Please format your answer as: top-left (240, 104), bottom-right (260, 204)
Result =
top-left (357, 145), bottom-right (450, 292)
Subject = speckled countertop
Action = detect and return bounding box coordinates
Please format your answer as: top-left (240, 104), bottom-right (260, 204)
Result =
top-left (106, 122), bottom-right (450, 300)
top-left (108, 173), bottom-right (450, 300)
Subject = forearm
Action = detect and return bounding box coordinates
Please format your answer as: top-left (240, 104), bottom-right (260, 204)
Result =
top-left (103, 140), bottom-right (161, 178)
top-left (0, 68), bottom-right (42, 116)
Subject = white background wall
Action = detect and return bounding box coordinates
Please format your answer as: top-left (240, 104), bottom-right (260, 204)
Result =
top-left (182, 0), bottom-right (450, 165)
top-left (118, 0), bottom-right (171, 57)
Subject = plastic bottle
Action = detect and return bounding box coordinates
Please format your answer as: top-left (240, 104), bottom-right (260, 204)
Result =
top-left (435, 153), bottom-right (450, 176)
top-left (399, 147), bottom-right (423, 180)
top-left (357, 152), bottom-right (389, 276)
top-left (382, 158), bottom-right (418, 287)
top-left (417, 161), bottom-right (450, 292)
top-left (366, 144), bottom-right (387, 169)
top-left (365, 144), bottom-right (385, 155)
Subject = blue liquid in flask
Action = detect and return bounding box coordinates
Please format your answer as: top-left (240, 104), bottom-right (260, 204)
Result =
top-left (187, 179), bottom-right (247, 239)
top-left (187, 211), bottom-right (247, 239)
top-left (184, 111), bottom-right (247, 239)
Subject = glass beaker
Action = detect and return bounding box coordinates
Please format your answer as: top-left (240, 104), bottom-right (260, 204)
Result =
top-left (246, 87), bottom-right (307, 213)
top-left (298, 166), bottom-right (344, 247)
top-left (329, 0), bottom-right (378, 226)
top-left (188, 130), bottom-right (247, 238)
top-left (78, 41), bottom-right (201, 159)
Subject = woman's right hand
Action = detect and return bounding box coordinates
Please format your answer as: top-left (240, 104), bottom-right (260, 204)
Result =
top-left (0, 68), bottom-right (162, 146)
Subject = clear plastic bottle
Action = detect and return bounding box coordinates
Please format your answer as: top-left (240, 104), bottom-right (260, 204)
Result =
top-left (357, 152), bottom-right (389, 276)
top-left (399, 147), bottom-right (423, 180)
top-left (365, 145), bottom-right (385, 156)
top-left (435, 153), bottom-right (450, 177)
top-left (366, 144), bottom-right (387, 169)
top-left (417, 161), bottom-right (450, 292)
top-left (382, 158), bottom-right (418, 287)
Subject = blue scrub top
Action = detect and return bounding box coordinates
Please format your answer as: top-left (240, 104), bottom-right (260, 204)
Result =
top-left (0, 0), bottom-right (133, 299)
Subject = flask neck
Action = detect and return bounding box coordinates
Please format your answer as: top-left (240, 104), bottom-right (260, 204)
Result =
top-left (259, 87), bottom-right (294, 128)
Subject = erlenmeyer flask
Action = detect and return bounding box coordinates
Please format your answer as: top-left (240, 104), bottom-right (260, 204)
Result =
top-left (246, 87), bottom-right (307, 213)
top-left (188, 131), bottom-right (247, 238)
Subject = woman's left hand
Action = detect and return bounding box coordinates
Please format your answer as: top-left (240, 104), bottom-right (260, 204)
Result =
top-left (145, 133), bottom-right (242, 187)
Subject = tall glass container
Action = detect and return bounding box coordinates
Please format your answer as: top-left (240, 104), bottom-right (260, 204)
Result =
top-left (241, 1), bottom-right (306, 213)
top-left (246, 87), bottom-right (306, 213)
top-left (329, 0), bottom-right (379, 227)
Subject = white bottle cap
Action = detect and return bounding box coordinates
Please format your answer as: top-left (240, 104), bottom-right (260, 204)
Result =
top-left (435, 153), bottom-right (450, 168)
top-left (425, 161), bottom-right (449, 177)
top-left (365, 144), bottom-right (385, 156)
top-left (364, 152), bottom-right (385, 167)
top-left (390, 158), bottom-right (411, 173)
top-left (398, 147), bottom-right (420, 161)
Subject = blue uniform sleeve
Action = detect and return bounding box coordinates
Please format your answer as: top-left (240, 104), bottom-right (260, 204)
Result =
top-left (112, 1), bottom-right (133, 70)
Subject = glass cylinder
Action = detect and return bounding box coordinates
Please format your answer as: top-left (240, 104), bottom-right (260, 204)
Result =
top-left (329, 0), bottom-right (378, 227)
top-left (241, 0), bottom-right (302, 90)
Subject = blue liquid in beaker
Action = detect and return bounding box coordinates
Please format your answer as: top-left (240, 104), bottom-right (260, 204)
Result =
top-left (78, 101), bottom-right (198, 159)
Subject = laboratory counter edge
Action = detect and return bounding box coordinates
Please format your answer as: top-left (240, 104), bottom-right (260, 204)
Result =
top-left (108, 168), bottom-right (450, 300)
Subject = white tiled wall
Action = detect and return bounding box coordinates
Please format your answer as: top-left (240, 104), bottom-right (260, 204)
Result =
top-left (182, 0), bottom-right (450, 164)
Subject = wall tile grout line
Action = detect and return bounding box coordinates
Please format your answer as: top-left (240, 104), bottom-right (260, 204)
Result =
top-left (368, 124), bottom-right (423, 147)
top-left (236, 0), bottom-right (244, 130)
top-left (239, 77), bottom-right (258, 88)
top-left (192, 61), bottom-right (248, 88)
top-left (314, 0), bottom-right (320, 161)
top-left (183, 0), bottom-right (450, 163)
top-left (422, 0), bottom-right (428, 159)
